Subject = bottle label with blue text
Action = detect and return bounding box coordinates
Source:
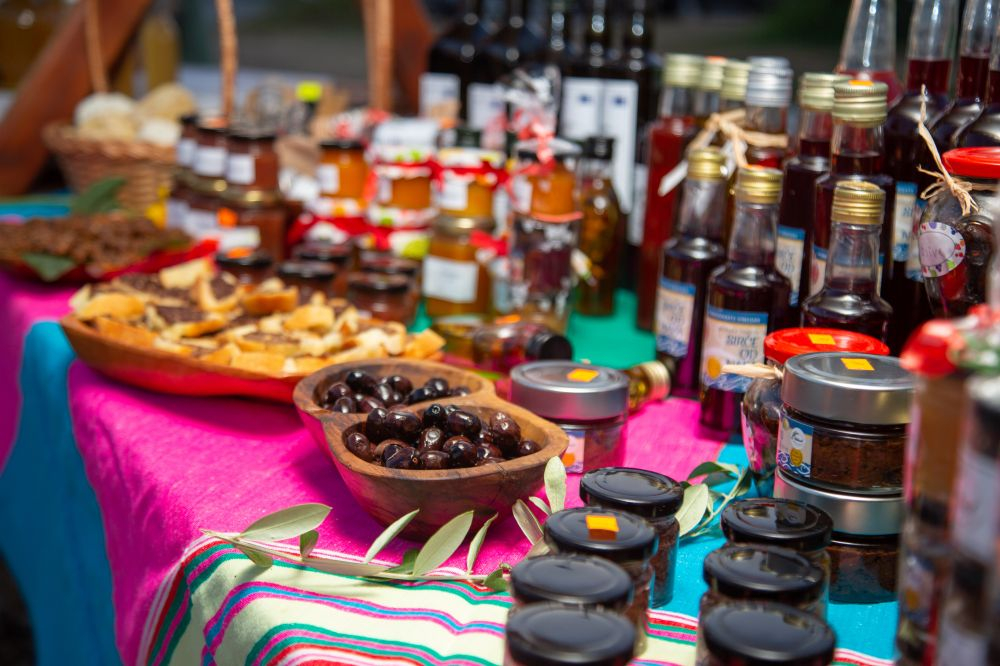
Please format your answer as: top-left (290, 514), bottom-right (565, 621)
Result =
top-left (777, 410), bottom-right (814, 477)
top-left (655, 277), bottom-right (696, 358)
top-left (893, 182), bottom-right (917, 262)
top-left (700, 306), bottom-right (767, 393)
top-left (809, 244), bottom-right (828, 297)
top-left (776, 225), bottom-right (806, 304)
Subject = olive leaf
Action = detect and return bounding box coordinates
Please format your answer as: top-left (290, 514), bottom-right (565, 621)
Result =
top-left (385, 548), bottom-right (419, 574)
top-left (239, 503), bottom-right (332, 542)
top-left (466, 513), bottom-right (498, 574)
top-left (20, 253), bottom-right (77, 282)
top-left (512, 499), bottom-right (543, 544)
top-left (528, 496), bottom-right (551, 515)
top-left (236, 544), bottom-right (273, 569)
top-left (412, 511), bottom-right (474, 575)
top-left (687, 461), bottom-right (740, 487)
top-left (525, 538), bottom-right (550, 558)
top-left (364, 509), bottom-right (420, 564)
top-left (299, 530), bottom-right (319, 558)
top-left (70, 176), bottom-right (126, 214)
top-left (686, 466), bottom-right (753, 539)
top-left (483, 568), bottom-right (508, 592)
top-left (677, 483), bottom-right (711, 536)
top-left (304, 557), bottom-right (391, 577)
top-left (543, 456), bottom-right (567, 512)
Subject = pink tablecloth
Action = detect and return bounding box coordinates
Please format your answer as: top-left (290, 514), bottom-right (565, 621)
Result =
top-left (67, 364), bottom-right (724, 664)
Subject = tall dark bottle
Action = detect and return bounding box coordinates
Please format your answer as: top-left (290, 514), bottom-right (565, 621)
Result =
top-left (420, 0), bottom-right (488, 122)
top-left (956, 19), bottom-right (1000, 147)
top-left (802, 181), bottom-right (893, 343)
top-left (542, 0), bottom-right (574, 72)
top-left (700, 166), bottom-right (791, 438)
top-left (608, 0), bottom-right (661, 129)
top-left (810, 81), bottom-right (895, 312)
top-left (776, 73), bottom-right (848, 313)
top-left (655, 148), bottom-right (728, 399)
top-left (836, 0), bottom-right (903, 104)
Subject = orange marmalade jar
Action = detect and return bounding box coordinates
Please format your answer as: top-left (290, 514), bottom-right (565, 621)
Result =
top-left (371, 145), bottom-right (435, 210)
top-left (318, 138), bottom-right (368, 201)
top-left (423, 215), bottom-right (496, 318)
top-left (435, 147), bottom-right (505, 218)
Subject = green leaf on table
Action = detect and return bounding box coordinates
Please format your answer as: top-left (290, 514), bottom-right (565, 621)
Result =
top-left (236, 544), bottom-right (273, 569)
top-left (525, 539), bottom-right (550, 558)
top-left (20, 253), bottom-right (77, 282)
top-left (687, 461), bottom-right (739, 481)
top-left (528, 496), bottom-right (551, 515)
top-left (304, 557), bottom-right (390, 577)
top-left (543, 456), bottom-right (567, 513)
top-left (412, 510), bottom-right (474, 575)
top-left (466, 513), bottom-right (498, 574)
top-left (299, 530), bottom-right (319, 558)
top-left (70, 176), bottom-right (126, 215)
top-left (239, 503), bottom-right (332, 542)
top-left (483, 568), bottom-right (508, 592)
top-left (677, 483), bottom-right (711, 536)
top-left (385, 548), bottom-right (419, 574)
top-left (512, 499), bottom-right (544, 544)
top-left (363, 509), bottom-right (420, 564)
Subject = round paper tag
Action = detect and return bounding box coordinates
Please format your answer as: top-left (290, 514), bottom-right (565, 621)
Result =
top-left (918, 221), bottom-right (966, 278)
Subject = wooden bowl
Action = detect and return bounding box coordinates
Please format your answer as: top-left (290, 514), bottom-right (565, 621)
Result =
top-left (294, 360), bottom-right (567, 538)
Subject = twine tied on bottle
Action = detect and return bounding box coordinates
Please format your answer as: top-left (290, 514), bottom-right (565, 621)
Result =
top-left (720, 363), bottom-right (783, 381)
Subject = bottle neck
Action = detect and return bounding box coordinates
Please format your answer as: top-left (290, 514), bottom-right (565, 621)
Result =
top-left (720, 97), bottom-right (744, 112)
top-left (744, 104), bottom-right (788, 135)
top-left (674, 178), bottom-right (728, 241)
top-left (658, 85), bottom-right (695, 118)
top-left (623, 0), bottom-right (652, 53)
top-left (904, 58), bottom-right (952, 95)
top-left (578, 155), bottom-right (614, 182)
top-left (904, 0), bottom-right (958, 95)
top-left (728, 199), bottom-right (779, 266)
top-left (838, 0), bottom-right (897, 72)
top-left (547, 0), bottom-right (568, 56)
top-left (823, 220), bottom-right (882, 293)
top-left (831, 121), bottom-right (885, 171)
top-left (693, 89), bottom-right (720, 120)
top-left (956, 54), bottom-right (990, 100)
top-left (797, 108), bottom-right (834, 157)
top-left (585, 0), bottom-right (611, 53)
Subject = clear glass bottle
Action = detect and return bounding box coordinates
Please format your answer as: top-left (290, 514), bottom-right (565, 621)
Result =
top-left (576, 137), bottom-right (624, 316)
top-left (957, 22), bottom-right (1000, 147)
top-left (719, 60), bottom-right (751, 112)
top-left (836, 0), bottom-right (903, 103)
top-left (743, 60), bottom-right (793, 168)
top-left (542, 0), bottom-right (574, 72)
top-left (700, 166), bottom-right (792, 437)
top-left (693, 57), bottom-right (726, 125)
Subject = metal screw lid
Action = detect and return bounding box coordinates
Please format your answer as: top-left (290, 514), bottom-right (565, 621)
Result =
top-left (506, 604), bottom-right (636, 665)
top-left (701, 602), bottom-right (836, 665)
top-left (774, 469), bottom-right (904, 536)
top-left (735, 165), bottom-right (783, 204)
top-left (580, 467), bottom-right (684, 518)
top-left (745, 61), bottom-right (794, 108)
top-left (833, 80), bottom-right (889, 126)
top-left (544, 507), bottom-right (658, 562)
top-left (799, 73), bottom-right (851, 111)
top-left (697, 56), bottom-right (728, 92)
top-left (510, 361), bottom-right (629, 421)
top-left (721, 60), bottom-right (752, 102)
top-left (703, 544), bottom-right (825, 603)
top-left (687, 147), bottom-right (728, 181)
top-left (748, 55), bottom-right (791, 69)
top-left (662, 53), bottom-right (704, 88)
top-left (722, 498), bottom-right (833, 552)
top-left (509, 555), bottom-right (634, 608)
top-left (831, 181), bottom-right (885, 226)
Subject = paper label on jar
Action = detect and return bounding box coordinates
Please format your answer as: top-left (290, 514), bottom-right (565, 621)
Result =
top-left (511, 176), bottom-right (532, 214)
top-left (809, 244), bottom-right (827, 296)
top-left (165, 197), bottom-right (188, 230)
top-left (185, 208), bottom-right (220, 237)
top-left (176, 137), bottom-right (196, 167)
top-left (655, 277), bottom-right (695, 358)
top-left (893, 182), bottom-right (917, 262)
top-left (919, 220), bottom-right (966, 279)
top-left (422, 255), bottom-right (478, 304)
top-left (777, 411), bottom-right (814, 477)
top-left (437, 173), bottom-right (469, 212)
top-left (906, 198), bottom-right (927, 280)
top-left (952, 447), bottom-right (999, 561)
top-left (419, 72), bottom-right (460, 118)
top-left (376, 175), bottom-right (393, 205)
top-left (467, 83), bottom-right (505, 131)
top-left (317, 164), bottom-right (340, 195)
top-left (193, 145), bottom-right (226, 177)
top-left (226, 153), bottom-right (255, 185)
top-left (561, 430), bottom-right (586, 474)
top-left (560, 77), bottom-right (604, 141)
top-left (700, 306), bottom-right (768, 393)
top-left (600, 78), bottom-right (638, 213)
top-left (776, 225), bottom-right (806, 305)
top-left (217, 226), bottom-right (260, 253)
top-left (629, 163), bottom-right (648, 245)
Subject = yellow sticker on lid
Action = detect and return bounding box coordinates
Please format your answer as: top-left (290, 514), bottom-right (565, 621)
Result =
top-left (585, 514), bottom-right (619, 539)
top-left (807, 333), bottom-right (837, 346)
top-left (841, 357), bottom-right (875, 371)
top-left (567, 368), bottom-right (600, 383)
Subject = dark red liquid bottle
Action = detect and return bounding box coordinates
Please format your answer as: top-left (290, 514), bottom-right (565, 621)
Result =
top-left (836, 0), bottom-right (904, 104)
top-left (933, 54), bottom-right (990, 148)
top-left (700, 166), bottom-right (791, 438)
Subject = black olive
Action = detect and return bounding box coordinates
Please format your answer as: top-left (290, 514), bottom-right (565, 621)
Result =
top-left (323, 382), bottom-right (352, 404)
top-left (427, 377), bottom-right (450, 394)
top-left (473, 429), bottom-right (494, 446)
top-left (517, 439), bottom-right (541, 457)
top-left (446, 410), bottom-right (481, 438)
top-left (407, 387), bottom-right (433, 404)
top-left (422, 403), bottom-right (447, 428)
top-left (445, 437), bottom-right (477, 468)
top-left (345, 431), bottom-right (374, 461)
top-left (358, 396), bottom-right (385, 413)
top-left (385, 446), bottom-right (420, 469)
top-left (417, 427), bottom-right (445, 451)
top-left (332, 396), bottom-right (356, 413)
top-left (345, 370), bottom-right (378, 395)
top-left (375, 439), bottom-right (407, 464)
top-left (389, 391), bottom-right (404, 406)
top-left (419, 449), bottom-right (449, 470)
top-left (353, 393), bottom-right (367, 405)
top-left (444, 404), bottom-right (461, 416)
top-left (388, 375), bottom-right (413, 395)
top-left (386, 409), bottom-right (422, 443)
top-left (490, 412), bottom-right (521, 455)
top-left (451, 385), bottom-right (471, 396)
top-left (365, 407), bottom-right (390, 442)
top-left (475, 444), bottom-right (502, 461)
top-left (373, 382), bottom-right (394, 404)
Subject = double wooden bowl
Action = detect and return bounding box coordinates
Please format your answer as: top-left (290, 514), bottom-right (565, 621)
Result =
top-left (294, 359), bottom-right (568, 539)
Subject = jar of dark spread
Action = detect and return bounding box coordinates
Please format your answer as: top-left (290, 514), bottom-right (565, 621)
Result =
top-left (191, 118), bottom-right (228, 186)
top-left (219, 189), bottom-right (287, 261)
top-left (277, 260), bottom-right (337, 303)
top-left (294, 241), bottom-right (353, 296)
top-left (509, 554), bottom-right (633, 613)
top-left (504, 604), bottom-right (635, 666)
top-left (359, 255), bottom-right (421, 280)
top-left (580, 467), bottom-right (683, 607)
top-left (700, 545), bottom-right (826, 618)
top-left (216, 248), bottom-right (273, 284)
top-left (167, 114), bottom-right (198, 231)
top-left (226, 127), bottom-right (280, 192)
top-left (698, 602), bottom-right (836, 666)
top-left (347, 271), bottom-right (416, 325)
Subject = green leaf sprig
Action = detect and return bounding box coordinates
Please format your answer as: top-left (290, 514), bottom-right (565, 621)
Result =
top-left (679, 462), bottom-right (752, 539)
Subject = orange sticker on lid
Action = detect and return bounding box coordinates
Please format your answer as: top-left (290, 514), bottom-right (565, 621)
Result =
top-left (586, 514), bottom-right (619, 539)
top-left (841, 357), bottom-right (875, 371)
top-left (218, 207), bottom-right (238, 228)
top-left (226, 247), bottom-right (253, 259)
top-left (808, 333), bottom-right (837, 346)
top-left (567, 368), bottom-right (599, 383)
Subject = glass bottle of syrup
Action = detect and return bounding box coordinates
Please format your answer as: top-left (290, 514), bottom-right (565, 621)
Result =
top-left (802, 181), bottom-right (893, 342)
top-left (542, 0), bottom-right (574, 73)
top-left (693, 56), bottom-right (727, 125)
top-left (576, 136), bottom-right (624, 316)
top-left (836, 0), bottom-right (904, 104)
top-left (635, 54), bottom-right (703, 331)
top-left (700, 166), bottom-right (791, 437)
top-left (956, 19), bottom-right (1000, 147)
top-left (421, 0), bottom-right (488, 122)
top-left (743, 58), bottom-right (793, 167)
top-left (656, 148), bottom-right (729, 399)
top-left (930, 0), bottom-right (1000, 149)
top-left (810, 80), bottom-right (895, 306)
top-left (777, 73), bottom-right (849, 314)
top-left (719, 60), bottom-right (751, 112)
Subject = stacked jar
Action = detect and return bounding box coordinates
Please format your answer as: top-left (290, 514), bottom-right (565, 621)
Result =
top-left (313, 137), bottom-right (369, 225)
top-left (221, 127), bottom-right (288, 260)
top-left (166, 113), bottom-right (198, 231)
top-left (187, 118), bottom-right (249, 249)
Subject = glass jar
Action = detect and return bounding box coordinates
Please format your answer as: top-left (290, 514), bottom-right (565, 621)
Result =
top-left (295, 241), bottom-right (353, 296)
top-left (317, 138), bottom-right (368, 201)
top-left (774, 468), bottom-right (904, 604)
top-left (219, 189), bottom-right (288, 261)
top-left (347, 271), bottom-right (416, 325)
top-left (360, 255), bottom-right (421, 280)
top-left (471, 321), bottom-right (572, 374)
top-left (918, 147), bottom-right (1000, 318)
top-left (580, 467), bottom-right (683, 608)
top-left (277, 261), bottom-right (337, 303)
top-left (697, 602), bottom-right (835, 666)
top-left (895, 512), bottom-right (950, 664)
top-left (435, 147), bottom-right (505, 218)
top-left (624, 360), bottom-right (671, 412)
top-left (543, 507), bottom-right (657, 639)
top-left (225, 127), bottom-right (280, 192)
top-left (720, 498), bottom-right (833, 586)
top-left (700, 545), bottom-right (826, 617)
top-left (371, 144), bottom-right (435, 210)
top-left (741, 328), bottom-right (890, 497)
top-left (216, 248), bottom-right (273, 284)
top-left (423, 215), bottom-right (495, 318)
top-left (504, 604), bottom-right (635, 666)
top-left (191, 118), bottom-right (228, 188)
top-left (510, 362), bottom-right (629, 474)
top-left (777, 352), bottom-right (914, 492)
top-left (166, 114), bottom-right (198, 231)
top-left (431, 314), bottom-right (486, 361)
top-left (509, 554), bottom-right (633, 613)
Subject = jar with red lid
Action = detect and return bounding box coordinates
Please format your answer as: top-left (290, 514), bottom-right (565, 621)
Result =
top-left (318, 138), bottom-right (368, 201)
top-left (435, 147), bottom-right (505, 218)
top-left (917, 147), bottom-right (1000, 318)
top-left (740, 328), bottom-right (890, 496)
top-left (225, 127), bottom-right (280, 192)
top-left (347, 271), bottom-right (417, 325)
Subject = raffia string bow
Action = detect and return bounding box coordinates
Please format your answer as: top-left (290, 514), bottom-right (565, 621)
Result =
top-left (720, 363), bottom-right (783, 381)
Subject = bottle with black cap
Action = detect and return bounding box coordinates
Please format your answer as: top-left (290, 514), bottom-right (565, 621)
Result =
top-left (504, 603), bottom-right (636, 666)
top-left (577, 136), bottom-right (624, 316)
top-left (699, 601), bottom-right (836, 666)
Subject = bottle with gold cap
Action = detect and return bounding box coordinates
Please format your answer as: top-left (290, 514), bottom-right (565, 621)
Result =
top-left (625, 359), bottom-right (671, 411)
top-left (719, 60), bottom-right (751, 112)
top-left (693, 56), bottom-right (727, 125)
top-left (776, 73), bottom-right (850, 312)
top-left (810, 80), bottom-right (896, 306)
top-left (656, 147), bottom-right (729, 399)
top-left (700, 165), bottom-right (791, 437)
top-left (636, 53), bottom-right (703, 331)
top-left (801, 181), bottom-right (893, 342)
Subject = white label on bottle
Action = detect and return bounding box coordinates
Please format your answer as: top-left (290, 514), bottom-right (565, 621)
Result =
top-left (217, 226), bottom-right (261, 253)
top-left (893, 182), bottom-right (918, 262)
top-left (776, 225), bottom-right (806, 305)
top-left (226, 153), bottom-right (255, 185)
top-left (193, 146), bottom-right (226, 177)
top-left (419, 72), bottom-right (461, 118)
top-left (919, 220), bottom-right (966, 278)
top-left (809, 244), bottom-right (828, 297)
top-left (700, 305), bottom-right (767, 393)
top-left (422, 255), bottom-right (478, 304)
top-left (561, 430), bottom-right (586, 474)
top-left (559, 77), bottom-right (604, 140)
top-left (600, 78), bottom-right (639, 213)
top-left (906, 199), bottom-right (927, 280)
top-left (777, 410), bottom-right (814, 477)
top-left (629, 162), bottom-right (648, 245)
top-left (437, 173), bottom-right (469, 212)
top-left (467, 83), bottom-right (505, 131)
top-left (493, 187), bottom-right (510, 236)
top-left (936, 616), bottom-right (988, 665)
top-left (165, 198), bottom-right (188, 230)
top-left (317, 164), bottom-right (341, 195)
top-left (176, 137), bottom-right (196, 168)
top-left (511, 175), bottom-right (533, 214)
top-left (186, 208), bottom-right (219, 237)
top-left (655, 277), bottom-right (695, 358)
top-left (376, 175), bottom-right (392, 204)
top-left (952, 447), bottom-right (999, 561)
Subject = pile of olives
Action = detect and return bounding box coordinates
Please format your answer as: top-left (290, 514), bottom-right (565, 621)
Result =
top-left (345, 404), bottom-right (542, 470)
top-left (320, 370), bottom-right (471, 414)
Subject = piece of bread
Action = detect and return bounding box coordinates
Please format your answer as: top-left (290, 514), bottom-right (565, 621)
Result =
top-left (283, 304), bottom-right (335, 332)
top-left (159, 257), bottom-right (213, 289)
top-left (93, 316), bottom-right (158, 348)
top-left (230, 351), bottom-right (286, 375)
top-left (200, 343), bottom-right (239, 366)
top-left (403, 329), bottom-right (446, 359)
top-left (326, 344), bottom-right (388, 364)
top-left (242, 287), bottom-right (299, 316)
top-left (76, 293), bottom-right (146, 321)
top-left (291, 356), bottom-right (333, 374)
top-left (195, 274), bottom-right (243, 313)
top-left (161, 316), bottom-right (227, 340)
top-left (230, 331), bottom-right (301, 356)
top-left (152, 338), bottom-right (195, 356)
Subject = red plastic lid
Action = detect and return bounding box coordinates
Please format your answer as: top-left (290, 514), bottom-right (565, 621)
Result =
top-left (763, 328), bottom-right (890, 365)
top-left (941, 147), bottom-right (1000, 180)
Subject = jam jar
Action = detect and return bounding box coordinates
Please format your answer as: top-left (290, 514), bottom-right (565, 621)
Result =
top-left (472, 321), bottom-right (573, 374)
top-left (510, 362), bottom-right (629, 473)
top-left (435, 147), bottom-right (505, 219)
top-left (741, 328), bottom-right (890, 497)
top-left (277, 260), bottom-right (337, 303)
top-left (216, 249), bottom-right (273, 284)
top-left (219, 189), bottom-right (288, 261)
top-left (580, 467), bottom-right (683, 607)
top-left (295, 241), bottom-right (353, 296)
top-left (509, 554), bottom-right (633, 613)
top-left (370, 143), bottom-right (435, 211)
top-left (317, 137), bottom-right (368, 201)
top-left (186, 118), bottom-right (230, 241)
top-left (918, 147), bottom-right (1000, 318)
top-left (700, 545), bottom-right (826, 618)
top-left (504, 604), bottom-right (635, 666)
top-left (225, 127), bottom-right (280, 193)
top-left (721, 498), bottom-right (833, 586)
top-left (697, 602), bottom-right (836, 666)
top-left (347, 271), bottom-right (416, 325)
top-left (777, 352), bottom-right (914, 493)
top-left (423, 215), bottom-right (495, 318)
top-left (775, 468), bottom-right (903, 603)
top-left (543, 508), bottom-right (657, 640)
top-left (166, 113), bottom-right (198, 230)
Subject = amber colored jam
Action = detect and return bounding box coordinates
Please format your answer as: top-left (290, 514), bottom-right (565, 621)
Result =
top-left (318, 142), bottom-right (368, 200)
top-left (526, 162), bottom-right (577, 218)
top-left (424, 219), bottom-right (493, 317)
top-left (226, 131), bottom-right (280, 191)
top-left (220, 200), bottom-right (288, 261)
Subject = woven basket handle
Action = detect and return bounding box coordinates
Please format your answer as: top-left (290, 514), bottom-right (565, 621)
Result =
top-left (84, 0), bottom-right (108, 93)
